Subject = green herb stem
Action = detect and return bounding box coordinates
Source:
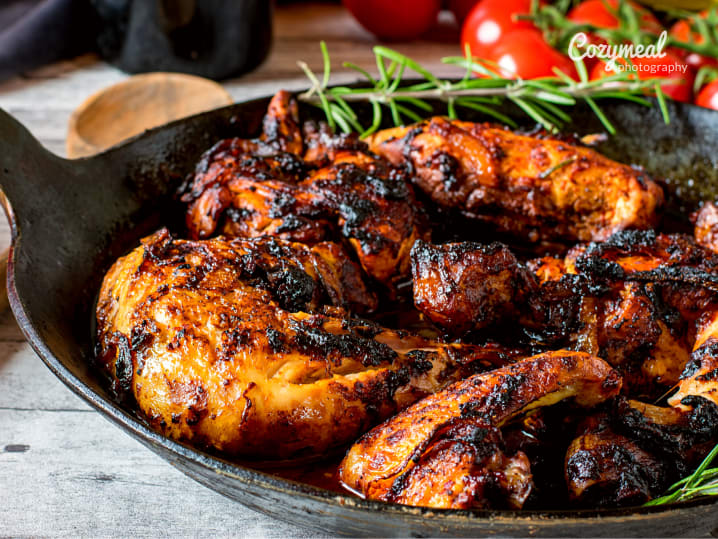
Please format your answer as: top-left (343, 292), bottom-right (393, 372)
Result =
top-left (298, 42), bottom-right (670, 136)
top-left (645, 444), bottom-right (718, 506)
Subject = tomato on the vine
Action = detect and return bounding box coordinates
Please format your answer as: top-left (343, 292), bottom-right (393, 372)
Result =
top-left (488, 30), bottom-right (579, 79)
top-left (567, 0), bottom-right (662, 34)
top-left (695, 79), bottom-right (718, 110)
top-left (342, 0), bottom-right (441, 41)
top-left (460, 0), bottom-right (536, 59)
top-left (590, 52), bottom-right (694, 103)
top-left (670, 12), bottom-right (718, 71)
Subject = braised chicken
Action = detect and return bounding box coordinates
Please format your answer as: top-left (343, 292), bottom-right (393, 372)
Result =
top-left (339, 351), bottom-right (621, 509)
top-left (96, 229), bottom-right (520, 459)
top-left (367, 118), bottom-right (664, 242)
top-left (96, 90), bottom-right (718, 511)
top-left (182, 91), bottom-right (426, 286)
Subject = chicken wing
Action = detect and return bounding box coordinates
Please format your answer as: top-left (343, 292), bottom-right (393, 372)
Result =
top-left (339, 351), bottom-right (620, 509)
top-left (367, 118), bottom-right (664, 242)
top-left (96, 229), bottom-right (520, 459)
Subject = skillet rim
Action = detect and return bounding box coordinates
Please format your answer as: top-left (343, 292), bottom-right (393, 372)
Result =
top-left (5, 90), bottom-right (718, 528)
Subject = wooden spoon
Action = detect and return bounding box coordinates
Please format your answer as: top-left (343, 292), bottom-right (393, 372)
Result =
top-left (66, 72), bottom-right (233, 158)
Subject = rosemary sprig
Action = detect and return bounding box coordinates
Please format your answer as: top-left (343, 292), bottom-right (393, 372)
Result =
top-left (298, 42), bottom-right (669, 136)
top-left (645, 444), bottom-right (718, 506)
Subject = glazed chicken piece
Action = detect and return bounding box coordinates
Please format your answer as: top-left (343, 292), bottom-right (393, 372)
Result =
top-left (297, 151), bottom-right (426, 284)
top-left (564, 413), bottom-right (669, 507)
top-left (302, 120), bottom-right (369, 166)
top-left (339, 351), bottom-right (621, 509)
top-left (567, 230), bottom-right (718, 294)
top-left (411, 231), bottom-right (718, 398)
top-left (411, 240), bottom-right (534, 335)
top-left (367, 118), bottom-right (664, 243)
top-left (670, 309), bottom-right (718, 410)
top-left (565, 306), bottom-right (718, 507)
top-left (565, 231), bottom-right (718, 391)
top-left (96, 229), bottom-right (521, 459)
top-left (564, 395), bottom-right (718, 507)
top-left (183, 92), bottom-right (426, 287)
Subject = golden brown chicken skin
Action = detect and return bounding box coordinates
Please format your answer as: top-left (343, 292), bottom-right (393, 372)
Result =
top-left (339, 351), bottom-right (621, 509)
top-left (367, 118), bottom-right (664, 243)
top-left (96, 229), bottom-right (521, 459)
top-left (182, 92), bottom-right (427, 287)
top-left (671, 310), bottom-right (718, 411)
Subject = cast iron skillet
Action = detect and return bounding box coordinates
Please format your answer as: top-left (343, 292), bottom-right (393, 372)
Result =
top-left (3, 91), bottom-right (718, 537)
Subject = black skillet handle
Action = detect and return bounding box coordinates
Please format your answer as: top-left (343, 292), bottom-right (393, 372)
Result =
top-left (0, 102), bottom-right (196, 254)
top-left (0, 105), bottom-right (169, 303)
top-left (0, 108), bottom-right (109, 316)
top-left (0, 108), bottom-right (73, 242)
top-left (0, 100), bottom-right (263, 311)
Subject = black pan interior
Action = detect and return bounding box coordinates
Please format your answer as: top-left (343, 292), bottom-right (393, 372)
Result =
top-left (3, 93), bottom-right (718, 537)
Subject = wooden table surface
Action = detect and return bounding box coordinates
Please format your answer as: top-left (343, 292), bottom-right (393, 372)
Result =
top-left (0, 4), bottom-right (460, 537)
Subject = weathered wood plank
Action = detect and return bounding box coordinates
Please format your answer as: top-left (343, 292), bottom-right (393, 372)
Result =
top-left (0, 408), bottom-right (329, 538)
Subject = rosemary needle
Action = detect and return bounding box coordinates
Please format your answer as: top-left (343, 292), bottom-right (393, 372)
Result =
top-left (646, 443), bottom-right (718, 506)
top-left (297, 41), bottom-right (671, 136)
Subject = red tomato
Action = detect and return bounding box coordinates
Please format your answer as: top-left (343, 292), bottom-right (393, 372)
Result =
top-left (670, 12), bottom-right (718, 71)
top-left (460, 0), bottom-right (536, 59)
top-left (342, 0), bottom-right (441, 41)
top-left (590, 52), bottom-right (694, 102)
top-left (695, 79), bottom-right (718, 110)
top-left (488, 30), bottom-right (579, 79)
top-left (449, 0), bottom-right (481, 24)
top-left (567, 0), bottom-right (662, 34)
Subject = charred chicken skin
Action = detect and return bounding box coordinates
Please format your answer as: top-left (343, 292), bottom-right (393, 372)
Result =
top-left (564, 394), bottom-right (718, 507)
top-left (182, 91), bottom-right (426, 286)
top-left (412, 231), bottom-right (718, 398)
top-left (564, 412), bottom-right (670, 507)
top-left (367, 118), bottom-right (664, 242)
top-left (97, 90), bottom-right (718, 512)
top-left (408, 231), bottom-right (718, 507)
top-left (339, 352), bottom-right (621, 509)
top-left (96, 229), bottom-right (519, 459)
top-left (411, 240), bottom-right (533, 335)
